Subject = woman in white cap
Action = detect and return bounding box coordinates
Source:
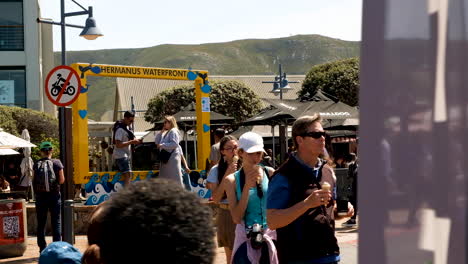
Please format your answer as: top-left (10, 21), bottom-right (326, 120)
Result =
top-left (223, 132), bottom-right (278, 264)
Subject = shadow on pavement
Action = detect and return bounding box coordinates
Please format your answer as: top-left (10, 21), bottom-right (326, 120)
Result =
top-left (336, 227), bottom-right (358, 233)
top-left (0, 257), bottom-right (39, 264)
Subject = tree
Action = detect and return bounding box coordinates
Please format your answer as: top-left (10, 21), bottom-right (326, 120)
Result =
top-left (298, 58), bottom-right (359, 106)
top-left (145, 80), bottom-right (263, 123)
top-left (0, 106), bottom-right (59, 160)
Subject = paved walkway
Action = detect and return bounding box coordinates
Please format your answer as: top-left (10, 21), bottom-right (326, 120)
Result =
top-left (0, 218), bottom-right (358, 264)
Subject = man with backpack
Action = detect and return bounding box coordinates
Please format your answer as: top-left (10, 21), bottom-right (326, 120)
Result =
top-left (112, 111), bottom-right (141, 186)
top-left (33, 141), bottom-right (65, 253)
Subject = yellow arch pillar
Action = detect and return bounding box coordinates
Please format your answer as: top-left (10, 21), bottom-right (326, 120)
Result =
top-left (195, 77), bottom-right (211, 170)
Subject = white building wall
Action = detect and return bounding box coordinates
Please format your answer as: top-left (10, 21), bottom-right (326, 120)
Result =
top-left (23, 0), bottom-right (41, 111)
top-left (0, 0), bottom-right (55, 116)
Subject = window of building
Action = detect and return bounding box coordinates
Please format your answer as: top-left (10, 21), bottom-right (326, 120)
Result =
top-left (0, 67), bottom-right (26, 107)
top-left (0, 0), bottom-right (24, 51)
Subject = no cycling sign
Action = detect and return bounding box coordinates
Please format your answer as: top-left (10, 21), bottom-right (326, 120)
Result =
top-left (45, 65), bottom-right (82, 107)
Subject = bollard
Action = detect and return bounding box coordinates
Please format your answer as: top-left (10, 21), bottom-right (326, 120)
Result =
top-left (63, 199), bottom-right (75, 244)
top-left (0, 199), bottom-right (27, 257)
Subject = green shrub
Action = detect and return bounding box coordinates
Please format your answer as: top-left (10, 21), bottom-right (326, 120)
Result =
top-left (145, 80), bottom-right (263, 124)
top-left (0, 106), bottom-right (59, 160)
top-left (299, 58), bottom-right (359, 106)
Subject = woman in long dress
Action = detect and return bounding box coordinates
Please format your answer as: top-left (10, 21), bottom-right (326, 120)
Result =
top-left (155, 116), bottom-right (183, 186)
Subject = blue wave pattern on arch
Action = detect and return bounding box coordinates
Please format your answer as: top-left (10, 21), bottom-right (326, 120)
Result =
top-left (84, 170), bottom-right (211, 205)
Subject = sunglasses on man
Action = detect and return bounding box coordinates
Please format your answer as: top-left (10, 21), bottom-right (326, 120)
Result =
top-left (301, 131), bottom-right (327, 139)
top-left (40, 148), bottom-right (53, 152)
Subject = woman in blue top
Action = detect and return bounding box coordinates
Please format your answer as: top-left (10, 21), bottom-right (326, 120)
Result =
top-left (155, 116), bottom-right (183, 186)
top-left (224, 132), bottom-right (278, 264)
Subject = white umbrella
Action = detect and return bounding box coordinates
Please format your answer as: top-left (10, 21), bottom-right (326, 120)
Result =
top-left (19, 129), bottom-right (34, 187)
top-left (0, 148), bottom-right (19, 155)
top-left (0, 128), bottom-right (36, 149)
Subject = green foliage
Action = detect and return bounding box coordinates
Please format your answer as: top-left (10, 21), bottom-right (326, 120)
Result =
top-left (60, 35), bottom-right (360, 120)
top-left (145, 80), bottom-right (263, 123)
top-left (0, 106), bottom-right (59, 160)
top-left (298, 58), bottom-right (360, 106)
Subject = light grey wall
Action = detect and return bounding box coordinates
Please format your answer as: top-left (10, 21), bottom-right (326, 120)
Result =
top-left (23, 0), bottom-right (41, 111)
top-left (40, 20), bottom-right (56, 116)
top-left (0, 52), bottom-right (26, 66)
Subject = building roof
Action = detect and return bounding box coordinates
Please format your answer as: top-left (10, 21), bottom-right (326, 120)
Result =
top-left (115, 75), bottom-right (305, 132)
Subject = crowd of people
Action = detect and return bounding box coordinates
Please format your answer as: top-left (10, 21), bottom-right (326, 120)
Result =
top-left (39, 179), bottom-right (216, 264)
top-left (29, 112), bottom-right (358, 264)
top-left (205, 114), bottom-right (356, 264)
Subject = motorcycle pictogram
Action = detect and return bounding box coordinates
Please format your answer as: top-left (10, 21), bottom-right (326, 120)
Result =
top-left (50, 73), bottom-right (76, 96)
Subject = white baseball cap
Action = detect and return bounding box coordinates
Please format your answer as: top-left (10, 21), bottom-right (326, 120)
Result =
top-left (239, 132), bottom-right (266, 153)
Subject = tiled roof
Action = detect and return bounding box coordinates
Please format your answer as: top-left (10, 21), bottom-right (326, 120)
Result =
top-left (115, 75), bottom-right (305, 132)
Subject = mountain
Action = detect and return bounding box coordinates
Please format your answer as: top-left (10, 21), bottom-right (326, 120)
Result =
top-left (56, 34), bottom-right (360, 120)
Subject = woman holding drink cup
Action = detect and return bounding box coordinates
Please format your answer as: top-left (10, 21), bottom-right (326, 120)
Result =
top-left (223, 132), bottom-right (278, 264)
top-left (207, 135), bottom-right (240, 263)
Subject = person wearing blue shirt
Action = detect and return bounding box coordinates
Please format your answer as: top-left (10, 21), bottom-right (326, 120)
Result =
top-left (267, 115), bottom-right (354, 264)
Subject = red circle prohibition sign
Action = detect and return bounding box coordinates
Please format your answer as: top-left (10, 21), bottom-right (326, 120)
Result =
top-left (44, 65), bottom-right (82, 107)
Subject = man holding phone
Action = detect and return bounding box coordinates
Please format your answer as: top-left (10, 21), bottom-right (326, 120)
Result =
top-left (113, 111), bottom-right (141, 186)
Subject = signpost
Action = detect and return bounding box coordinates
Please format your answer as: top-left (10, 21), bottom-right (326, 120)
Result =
top-left (45, 66), bottom-right (81, 107)
top-left (44, 66), bottom-right (79, 244)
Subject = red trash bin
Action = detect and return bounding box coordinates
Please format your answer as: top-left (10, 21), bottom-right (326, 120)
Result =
top-left (0, 199), bottom-right (27, 257)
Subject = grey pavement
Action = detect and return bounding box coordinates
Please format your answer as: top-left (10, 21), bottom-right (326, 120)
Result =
top-left (0, 218), bottom-right (358, 264)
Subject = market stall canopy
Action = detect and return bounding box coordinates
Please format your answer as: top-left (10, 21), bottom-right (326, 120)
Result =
top-left (151, 103), bottom-right (235, 130)
top-left (265, 90), bottom-right (359, 120)
top-left (239, 106), bottom-right (294, 126)
top-left (0, 128), bottom-right (36, 149)
top-left (240, 90), bottom-right (359, 127)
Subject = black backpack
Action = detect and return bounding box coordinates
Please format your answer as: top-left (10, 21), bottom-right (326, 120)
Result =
top-left (33, 159), bottom-right (58, 193)
top-left (112, 120), bottom-right (135, 145)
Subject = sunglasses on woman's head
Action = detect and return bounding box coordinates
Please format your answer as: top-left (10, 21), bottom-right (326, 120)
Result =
top-left (301, 131), bottom-right (327, 139)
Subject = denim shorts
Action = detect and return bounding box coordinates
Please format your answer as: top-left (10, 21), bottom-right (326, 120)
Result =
top-left (115, 157), bottom-right (131, 173)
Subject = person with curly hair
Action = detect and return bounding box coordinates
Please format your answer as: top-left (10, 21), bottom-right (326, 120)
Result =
top-left (82, 179), bottom-right (216, 264)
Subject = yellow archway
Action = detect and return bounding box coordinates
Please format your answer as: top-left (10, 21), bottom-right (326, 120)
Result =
top-left (71, 63), bottom-right (211, 186)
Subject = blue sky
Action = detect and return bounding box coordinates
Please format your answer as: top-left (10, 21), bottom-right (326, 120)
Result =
top-left (38, 0), bottom-right (362, 51)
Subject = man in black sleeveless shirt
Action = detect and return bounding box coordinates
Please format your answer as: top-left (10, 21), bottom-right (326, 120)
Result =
top-left (267, 115), bottom-right (354, 264)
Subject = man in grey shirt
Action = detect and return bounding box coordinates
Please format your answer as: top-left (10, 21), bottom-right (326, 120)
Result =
top-left (113, 111), bottom-right (141, 186)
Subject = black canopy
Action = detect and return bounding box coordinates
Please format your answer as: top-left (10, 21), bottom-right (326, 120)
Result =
top-left (151, 103), bottom-right (234, 130)
top-left (240, 90), bottom-right (359, 128)
top-left (265, 90), bottom-right (359, 120)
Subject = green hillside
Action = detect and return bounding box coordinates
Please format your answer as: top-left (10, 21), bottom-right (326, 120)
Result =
top-left (56, 34), bottom-right (360, 120)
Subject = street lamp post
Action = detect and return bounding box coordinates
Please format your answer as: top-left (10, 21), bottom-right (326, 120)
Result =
top-left (263, 64), bottom-right (299, 100)
top-left (263, 64), bottom-right (299, 163)
top-left (38, 0), bottom-right (103, 244)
